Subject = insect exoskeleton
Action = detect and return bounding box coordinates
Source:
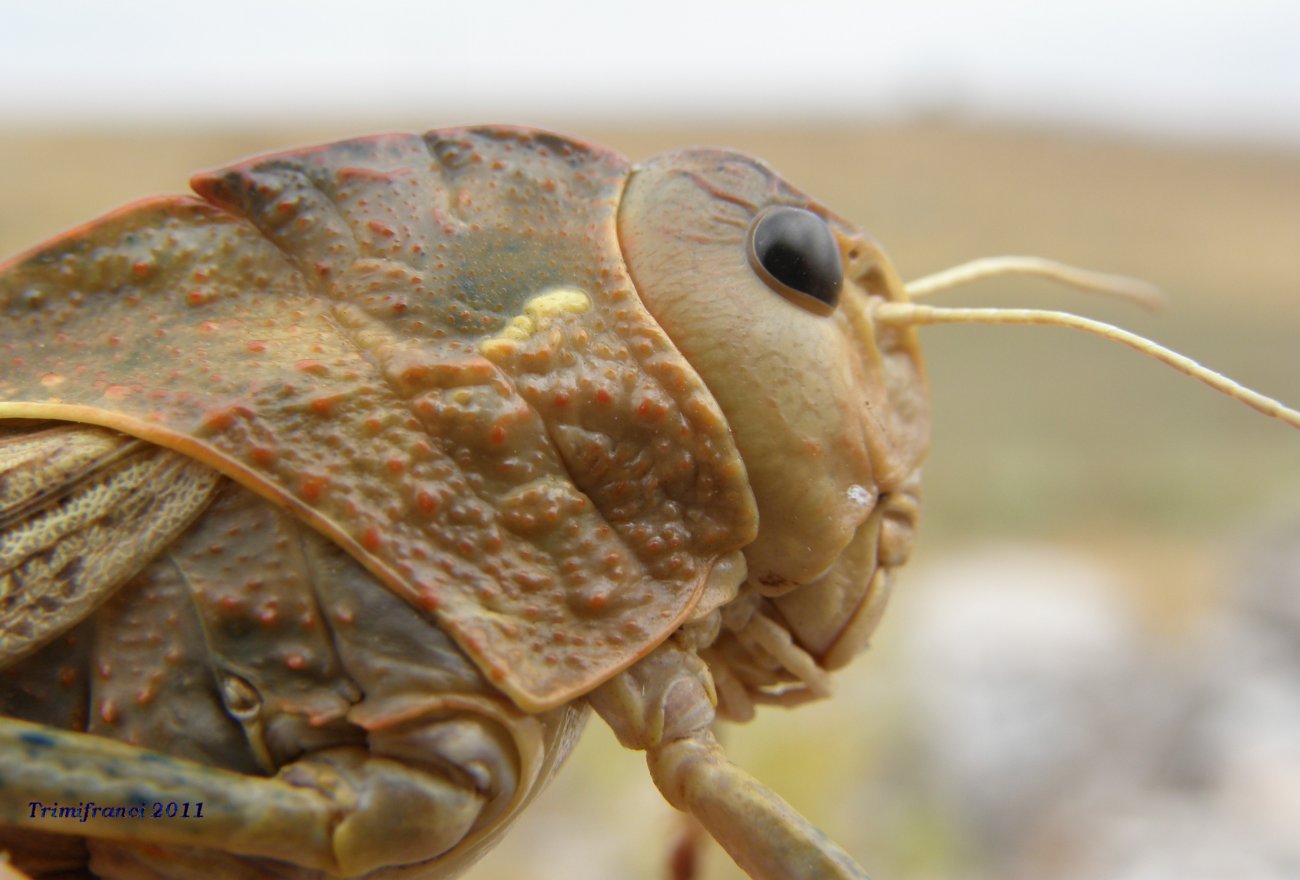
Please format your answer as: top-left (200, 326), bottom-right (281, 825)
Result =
top-left (0, 126), bottom-right (1296, 880)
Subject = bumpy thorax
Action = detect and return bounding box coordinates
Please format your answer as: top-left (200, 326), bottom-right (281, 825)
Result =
top-left (0, 127), bottom-right (760, 712)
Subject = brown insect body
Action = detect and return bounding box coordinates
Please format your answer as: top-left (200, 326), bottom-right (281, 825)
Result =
top-left (0, 130), bottom-right (761, 710)
top-left (0, 126), bottom-right (928, 879)
top-left (0, 126), bottom-right (1292, 880)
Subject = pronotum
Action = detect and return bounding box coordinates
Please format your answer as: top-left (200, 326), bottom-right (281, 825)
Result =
top-left (0, 126), bottom-right (1295, 880)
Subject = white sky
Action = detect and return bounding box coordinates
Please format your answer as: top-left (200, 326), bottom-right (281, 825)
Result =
top-left (2, 0), bottom-right (1299, 145)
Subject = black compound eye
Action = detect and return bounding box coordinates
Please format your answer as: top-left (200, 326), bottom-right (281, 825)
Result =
top-left (747, 206), bottom-right (843, 314)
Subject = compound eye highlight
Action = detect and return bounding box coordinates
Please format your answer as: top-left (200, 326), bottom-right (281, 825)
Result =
top-left (747, 206), bottom-right (843, 314)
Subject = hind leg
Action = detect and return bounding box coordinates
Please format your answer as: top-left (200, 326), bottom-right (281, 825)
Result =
top-left (0, 712), bottom-right (514, 878)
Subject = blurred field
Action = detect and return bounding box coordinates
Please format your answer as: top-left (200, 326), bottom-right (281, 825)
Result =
top-left (2, 124), bottom-right (1297, 879)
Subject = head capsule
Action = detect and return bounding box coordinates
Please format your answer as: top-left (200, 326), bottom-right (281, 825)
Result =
top-left (617, 148), bottom-right (929, 716)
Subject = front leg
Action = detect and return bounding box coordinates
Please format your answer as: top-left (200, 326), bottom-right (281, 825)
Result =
top-left (589, 642), bottom-right (870, 880)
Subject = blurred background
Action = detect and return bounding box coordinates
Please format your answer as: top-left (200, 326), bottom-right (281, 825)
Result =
top-left (2, 1), bottom-right (1298, 878)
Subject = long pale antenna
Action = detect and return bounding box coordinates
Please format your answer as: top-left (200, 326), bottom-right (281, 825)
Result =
top-left (906, 256), bottom-right (1166, 311)
top-left (875, 302), bottom-right (1300, 430)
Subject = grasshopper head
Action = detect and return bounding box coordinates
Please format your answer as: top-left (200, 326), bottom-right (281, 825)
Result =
top-left (617, 149), bottom-right (929, 699)
top-left (618, 147), bottom-right (1300, 718)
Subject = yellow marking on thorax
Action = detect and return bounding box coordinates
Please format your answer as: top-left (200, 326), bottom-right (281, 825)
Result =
top-left (480, 287), bottom-right (591, 358)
